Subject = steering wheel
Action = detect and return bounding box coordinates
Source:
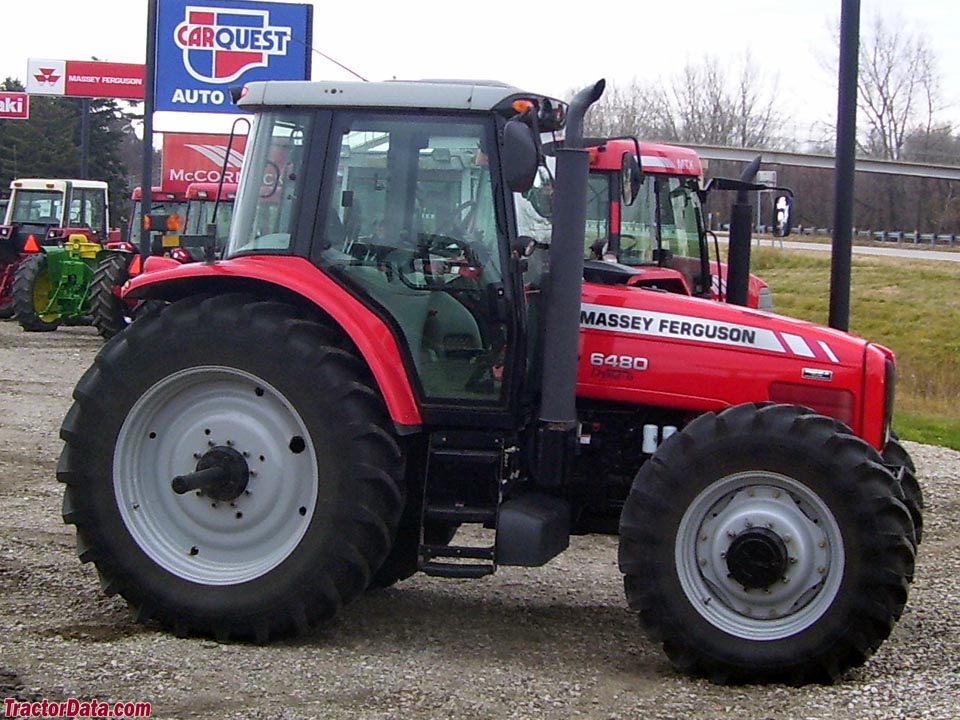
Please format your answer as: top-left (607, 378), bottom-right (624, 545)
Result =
top-left (260, 160), bottom-right (281, 199)
top-left (437, 200), bottom-right (478, 238)
top-left (392, 233), bottom-right (483, 291)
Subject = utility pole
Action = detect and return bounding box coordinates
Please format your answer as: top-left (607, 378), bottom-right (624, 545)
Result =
top-left (829, 0), bottom-right (860, 331)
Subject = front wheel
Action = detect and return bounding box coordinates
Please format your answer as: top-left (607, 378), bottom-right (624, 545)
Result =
top-left (619, 403), bottom-right (914, 684)
top-left (89, 252), bottom-right (133, 339)
top-left (59, 294), bottom-right (405, 640)
top-left (882, 434), bottom-right (923, 545)
top-left (13, 253), bottom-right (61, 331)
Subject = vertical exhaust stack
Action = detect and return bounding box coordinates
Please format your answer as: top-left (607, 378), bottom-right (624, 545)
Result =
top-left (538, 79), bottom-right (605, 426)
top-left (726, 156), bottom-right (762, 307)
top-left (535, 80), bottom-right (604, 485)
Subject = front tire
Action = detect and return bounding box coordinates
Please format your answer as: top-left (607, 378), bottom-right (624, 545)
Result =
top-left (59, 294), bottom-right (404, 641)
top-left (619, 403), bottom-right (914, 684)
top-left (882, 434), bottom-right (923, 545)
top-left (13, 253), bottom-right (61, 331)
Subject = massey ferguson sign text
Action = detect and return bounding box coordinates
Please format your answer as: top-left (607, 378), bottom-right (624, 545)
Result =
top-left (156, 0), bottom-right (312, 114)
top-left (26, 59), bottom-right (144, 100)
top-left (0, 92), bottom-right (29, 119)
top-left (162, 132), bottom-right (248, 194)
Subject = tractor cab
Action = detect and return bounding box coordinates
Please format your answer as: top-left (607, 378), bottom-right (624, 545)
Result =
top-left (0, 179), bottom-right (111, 262)
top-left (540, 138), bottom-right (776, 310)
top-left (223, 81), bottom-right (570, 418)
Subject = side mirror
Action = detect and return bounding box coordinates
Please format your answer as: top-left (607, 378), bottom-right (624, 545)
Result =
top-left (502, 119), bottom-right (539, 193)
top-left (621, 152), bottom-right (643, 206)
top-left (772, 195), bottom-right (793, 237)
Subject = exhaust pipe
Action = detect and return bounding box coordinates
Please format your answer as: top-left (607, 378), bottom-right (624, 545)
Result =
top-left (725, 155), bottom-right (762, 307)
top-left (538, 79), bottom-right (605, 426)
top-left (534, 80), bottom-right (604, 486)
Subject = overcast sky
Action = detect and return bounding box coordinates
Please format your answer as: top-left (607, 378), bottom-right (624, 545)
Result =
top-left (2, 0), bottom-right (957, 141)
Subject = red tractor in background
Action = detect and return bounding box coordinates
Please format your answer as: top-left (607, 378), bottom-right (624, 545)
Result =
top-left (60, 79), bottom-right (918, 685)
top-left (0, 178), bottom-right (118, 319)
top-left (89, 183), bottom-right (236, 338)
top-left (573, 138), bottom-right (774, 309)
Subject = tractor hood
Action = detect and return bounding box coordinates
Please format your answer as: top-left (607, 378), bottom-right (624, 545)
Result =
top-left (577, 281), bottom-right (893, 449)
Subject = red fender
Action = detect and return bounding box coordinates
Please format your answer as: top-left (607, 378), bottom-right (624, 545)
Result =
top-left (126, 255), bottom-right (422, 426)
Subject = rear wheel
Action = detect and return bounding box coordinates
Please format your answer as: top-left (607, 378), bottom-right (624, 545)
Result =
top-left (58, 294), bottom-right (404, 640)
top-left (619, 403), bottom-right (914, 684)
top-left (13, 253), bottom-right (60, 331)
top-left (89, 253), bottom-right (134, 339)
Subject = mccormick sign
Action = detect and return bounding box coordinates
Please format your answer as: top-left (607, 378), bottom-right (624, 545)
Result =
top-left (26, 59), bottom-right (145, 100)
top-left (161, 132), bottom-right (248, 193)
top-left (0, 92), bottom-right (29, 119)
top-left (156, 0), bottom-right (312, 114)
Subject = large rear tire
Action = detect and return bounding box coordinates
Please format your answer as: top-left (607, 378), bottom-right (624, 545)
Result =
top-left (13, 253), bottom-right (60, 331)
top-left (58, 294), bottom-right (404, 641)
top-left (89, 253), bottom-right (133, 339)
top-left (619, 403), bottom-right (914, 684)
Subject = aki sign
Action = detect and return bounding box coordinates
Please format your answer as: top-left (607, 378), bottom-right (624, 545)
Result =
top-left (156, 0), bottom-right (313, 114)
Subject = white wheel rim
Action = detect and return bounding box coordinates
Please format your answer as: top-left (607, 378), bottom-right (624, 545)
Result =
top-left (114, 366), bottom-right (318, 585)
top-left (676, 471), bottom-right (844, 640)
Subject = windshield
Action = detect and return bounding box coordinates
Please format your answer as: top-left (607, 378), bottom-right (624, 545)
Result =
top-left (185, 199), bottom-right (234, 242)
top-left (130, 200), bottom-right (188, 238)
top-left (617, 174), bottom-right (703, 264)
top-left (10, 190), bottom-right (64, 224)
top-left (227, 111), bottom-right (312, 255)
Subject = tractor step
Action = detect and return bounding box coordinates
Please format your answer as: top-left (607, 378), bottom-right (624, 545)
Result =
top-left (420, 561), bottom-right (496, 579)
top-left (424, 505), bottom-right (497, 524)
top-left (421, 543), bottom-right (494, 561)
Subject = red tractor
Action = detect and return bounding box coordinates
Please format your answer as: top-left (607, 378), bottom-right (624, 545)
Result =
top-left (0, 178), bottom-right (117, 319)
top-left (60, 79), bottom-right (917, 684)
top-left (573, 138), bottom-right (774, 309)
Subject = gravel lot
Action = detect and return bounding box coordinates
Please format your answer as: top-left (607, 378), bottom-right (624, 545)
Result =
top-left (1, 320), bottom-right (958, 720)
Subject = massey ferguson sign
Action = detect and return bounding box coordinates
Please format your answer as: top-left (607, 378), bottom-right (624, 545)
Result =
top-left (0, 92), bottom-right (29, 119)
top-left (156, 0), bottom-right (312, 114)
top-left (26, 59), bottom-right (145, 100)
top-left (161, 132), bottom-right (248, 193)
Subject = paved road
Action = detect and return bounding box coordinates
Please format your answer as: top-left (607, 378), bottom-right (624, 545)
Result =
top-left (762, 238), bottom-right (960, 262)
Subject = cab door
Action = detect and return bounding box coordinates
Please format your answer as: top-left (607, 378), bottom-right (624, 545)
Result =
top-left (312, 111), bottom-right (522, 419)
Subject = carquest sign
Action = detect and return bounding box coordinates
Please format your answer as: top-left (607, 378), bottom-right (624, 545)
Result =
top-left (156, 0), bottom-right (312, 114)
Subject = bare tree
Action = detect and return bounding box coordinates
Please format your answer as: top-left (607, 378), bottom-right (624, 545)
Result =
top-left (857, 13), bottom-right (941, 161)
top-left (583, 54), bottom-right (784, 149)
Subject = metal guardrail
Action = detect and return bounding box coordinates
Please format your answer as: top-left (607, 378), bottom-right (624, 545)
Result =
top-left (719, 225), bottom-right (959, 247)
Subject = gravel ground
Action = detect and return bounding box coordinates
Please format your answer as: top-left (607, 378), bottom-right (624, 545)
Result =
top-left (0, 321), bottom-right (958, 720)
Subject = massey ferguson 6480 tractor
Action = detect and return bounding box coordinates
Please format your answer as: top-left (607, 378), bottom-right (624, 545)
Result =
top-left (60, 79), bottom-right (918, 685)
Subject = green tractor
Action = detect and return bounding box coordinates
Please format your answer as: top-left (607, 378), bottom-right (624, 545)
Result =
top-left (12, 235), bottom-right (107, 331)
top-left (7, 179), bottom-right (118, 331)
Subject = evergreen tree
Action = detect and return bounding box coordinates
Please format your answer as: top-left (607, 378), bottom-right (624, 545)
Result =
top-left (0, 76), bottom-right (136, 223)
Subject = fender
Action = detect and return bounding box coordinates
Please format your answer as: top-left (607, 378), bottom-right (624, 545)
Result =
top-left (125, 255), bottom-right (423, 427)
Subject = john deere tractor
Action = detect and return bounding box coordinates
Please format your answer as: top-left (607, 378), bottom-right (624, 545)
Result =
top-left (3, 178), bottom-right (117, 331)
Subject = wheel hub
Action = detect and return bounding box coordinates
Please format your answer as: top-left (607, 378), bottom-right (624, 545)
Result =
top-left (726, 527), bottom-right (789, 589)
top-left (171, 445), bottom-right (250, 501)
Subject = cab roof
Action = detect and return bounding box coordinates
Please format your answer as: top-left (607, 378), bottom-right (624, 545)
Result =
top-left (237, 79), bottom-right (556, 114)
top-left (10, 178), bottom-right (108, 191)
top-left (586, 138), bottom-right (703, 177)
